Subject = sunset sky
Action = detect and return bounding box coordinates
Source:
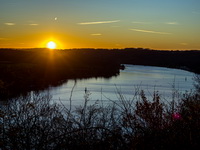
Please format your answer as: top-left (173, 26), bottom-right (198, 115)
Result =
top-left (0, 0), bottom-right (200, 50)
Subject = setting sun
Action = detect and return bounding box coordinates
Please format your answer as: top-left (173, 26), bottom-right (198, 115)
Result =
top-left (47, 41), bottom-right (56, 49)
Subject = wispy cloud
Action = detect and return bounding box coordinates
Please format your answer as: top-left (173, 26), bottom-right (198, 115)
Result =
top-left (5, 22), bottom-right (15, 26)
top-left (111, 26), bottom-right (120, 28)
top-left (0, 38), bottom-right (8, 40)
top-left (130, 28), bottom-right (172, 35)
top-left (132, 21), bottom-right (152, 24)
top-left (180, 43), bottom-right (188, 46)
top-left (78, 20), bottom-right (120, 25)
top-left (29, 23), bottom-right (39, 26)
top-left (166, 22), bottom-right (179, 25)
top-left (91, 33), bottom-right (102, 36)
top-left (192, 11), bottom-right (200, 14)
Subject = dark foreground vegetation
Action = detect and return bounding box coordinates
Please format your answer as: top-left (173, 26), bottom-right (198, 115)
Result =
top-left (0, 48), bottom-right (200, 99)
top-left (1, 75), bottom-right (200, 150)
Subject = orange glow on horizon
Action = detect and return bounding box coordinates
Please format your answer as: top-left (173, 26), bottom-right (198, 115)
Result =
top-left (39, 37), bottom-right (64, 49)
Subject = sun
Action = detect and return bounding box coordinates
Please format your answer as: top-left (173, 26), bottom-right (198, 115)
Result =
top-left (47, 41), bottom-right (56, 49)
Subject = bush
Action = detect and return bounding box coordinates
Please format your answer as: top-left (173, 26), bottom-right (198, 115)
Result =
top-left (1, 85), bottom-right (200, 149)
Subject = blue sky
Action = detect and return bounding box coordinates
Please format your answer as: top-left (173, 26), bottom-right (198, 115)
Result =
top-left (0, 0), bottom-right (200, 49)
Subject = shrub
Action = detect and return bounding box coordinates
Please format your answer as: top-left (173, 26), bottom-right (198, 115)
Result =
top-left (0, 86), bottom-right (200, 149)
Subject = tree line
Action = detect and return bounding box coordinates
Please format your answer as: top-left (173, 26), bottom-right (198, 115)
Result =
top-left (0, 48), bottom-right (200, 100)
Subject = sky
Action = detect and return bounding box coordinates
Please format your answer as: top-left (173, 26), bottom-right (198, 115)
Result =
top-left (0, 0), bottom-right (200, 50)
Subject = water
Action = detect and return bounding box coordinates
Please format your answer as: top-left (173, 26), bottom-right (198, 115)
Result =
top-left (45, 65), bottom-right (195, 107)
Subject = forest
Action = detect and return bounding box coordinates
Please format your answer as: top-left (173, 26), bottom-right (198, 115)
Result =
top-left (0, 48), bottom-right (200, 99)
top-left (1, 48), bottom-right (200, 149)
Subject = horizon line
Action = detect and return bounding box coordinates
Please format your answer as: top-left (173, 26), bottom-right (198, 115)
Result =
top-left (0, 47), bottom-right (199, 51)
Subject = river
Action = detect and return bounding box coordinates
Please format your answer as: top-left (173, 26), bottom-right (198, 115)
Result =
top-left (43, 65), bottom-right (195, 107)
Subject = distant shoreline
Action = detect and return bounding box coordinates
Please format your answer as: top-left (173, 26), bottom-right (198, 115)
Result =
top-left (0, 48), bottom-right (200, 51)
top-left (0, 48), bottom-right (200, 100)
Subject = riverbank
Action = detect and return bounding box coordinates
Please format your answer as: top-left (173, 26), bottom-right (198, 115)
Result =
top-left (0, 48), bottom-right (200, 100)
